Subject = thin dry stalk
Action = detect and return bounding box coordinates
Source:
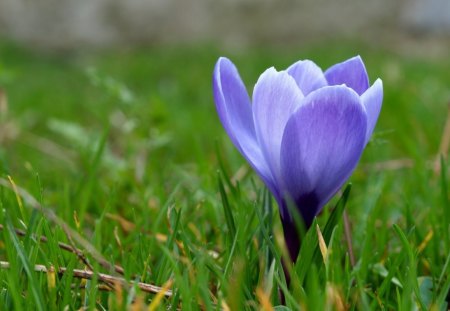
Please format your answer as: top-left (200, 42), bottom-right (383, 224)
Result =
top-left (0, 261), bottom-right (172, 297)
top-left (0, 224), bottom-right (94, 271)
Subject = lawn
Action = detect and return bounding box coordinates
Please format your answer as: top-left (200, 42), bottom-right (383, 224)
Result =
top-left (0, 39), bottom-right (449, 310)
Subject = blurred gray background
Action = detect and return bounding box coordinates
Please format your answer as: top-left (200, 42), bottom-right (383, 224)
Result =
top-left (0, 0), bottom-right (449, 50)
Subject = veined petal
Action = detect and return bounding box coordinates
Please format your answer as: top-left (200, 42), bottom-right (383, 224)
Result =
top-left (253, 68), bottom-right (304, 184)
top-left (213, 57), bottom-right (276, 190)
top-left (361, 78), bottom-right (383, 144)
top-left (280, 85), bottom-right (367, 221)
top-left (324, 56), bottom-right (369, 95)
top-left (287, 60), bottom-right (328, 95)
top-left (213, 57), bottom-right (254, 147)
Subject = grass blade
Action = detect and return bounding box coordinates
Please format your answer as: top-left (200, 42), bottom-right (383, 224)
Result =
top-left (393, 224), bottom-right (427, 310)
top-left (217, 171), bottom-right (236, 241)
top-left (5, 218), bottom-right (45, 311)
top-left (295, 184), bottom-right (352, 283)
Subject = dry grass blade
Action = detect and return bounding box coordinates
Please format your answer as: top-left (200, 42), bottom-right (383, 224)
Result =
top-left (0, 261), bottom-right (173, 297)
top-left (255, 287), bottom-right (273, 311)
top-left (316, 224), bottom-right (328, 263)
top-left (417, 229), bottom-right (434, 254)
top-left (147, 279), bottom-right (174, 310)
top-left (434, 102), bottom-right (450, 175)
top-left (230, 165), bottom-right (249, 185)
top-left (0, 88), bottom-right (7, 115)
top-left (363, 158), bottom-right (415, 171)
top-left (106, 213), bottom-right (136, 233)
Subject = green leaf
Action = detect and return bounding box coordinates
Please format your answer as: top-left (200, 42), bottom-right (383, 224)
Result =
top-left (5, 218), bottom-right (45, 311)
top-left (440, 156), bottom-right (449, 248)
top-left (218, 171), bottom-right (236, 240)
top-left (393, 224), bottom-right (427, 311)
top-left (295, 184), bottom-right (352, 283)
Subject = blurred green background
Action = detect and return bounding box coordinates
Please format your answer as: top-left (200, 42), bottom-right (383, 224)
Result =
top-left (0, 37), bottom-right (449, 243)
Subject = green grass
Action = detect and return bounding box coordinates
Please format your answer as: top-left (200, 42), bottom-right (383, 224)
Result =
top-left (0, 38), bottom-right (449, 310)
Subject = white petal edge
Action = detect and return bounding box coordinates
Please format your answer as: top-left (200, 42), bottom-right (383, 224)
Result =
top-left (361, 78), bottom-right (383, 144)
top-left (252, 67), bottom-right (304, 185)
top-left (287, 60), bottom-right (328, 95)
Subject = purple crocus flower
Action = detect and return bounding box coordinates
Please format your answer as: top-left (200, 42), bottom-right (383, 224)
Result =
top-left (213, 56), bottom-right (383, 261)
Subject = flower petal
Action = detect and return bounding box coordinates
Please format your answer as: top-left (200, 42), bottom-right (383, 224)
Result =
top-left (253, 68), bottom-right (304, 184)
top-left (213, 57), bottom-right (276, 192)
top-left (213, 57), bottom-right (254, 147)
top-left (361, 78), bottom-right (383, 144)
top-left (324, 56), bottom-right (369, 95)
top-left (287, 60), bottom-right (328, 95)
top-left (280, 85), bottom-right (367, 222)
